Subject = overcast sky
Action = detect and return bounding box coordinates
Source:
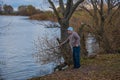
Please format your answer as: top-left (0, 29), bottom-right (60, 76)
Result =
top-left (0, 0), bottom-right (53, 11)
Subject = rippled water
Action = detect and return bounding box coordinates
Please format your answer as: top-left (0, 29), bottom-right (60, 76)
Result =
top-left (0, 16), bottom-right (60, 80)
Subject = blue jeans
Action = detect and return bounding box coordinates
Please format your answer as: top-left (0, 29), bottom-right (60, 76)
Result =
top-left (73, 46), bottom-right (80, 68)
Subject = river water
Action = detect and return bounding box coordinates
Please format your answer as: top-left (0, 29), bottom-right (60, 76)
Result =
top-left (0, 16), bottom-right (60, 80)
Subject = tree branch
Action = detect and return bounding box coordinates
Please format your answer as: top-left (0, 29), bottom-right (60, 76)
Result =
top-left (108, 5), bottom-right (120, 23)
top-left (64, 0), bottom-right (73, 18)
top-left (59, 0), bottom-right (65, 16)
top-left (110, 1), bottom-right (120, 10)
top-left (48, 0), bottom-right (60, 20)
top-left (67, 0), bottom-right (84, 20)
top-left (91, 0), bottom-right (98, 15)
top-left (107, 0), bottom-right (120, 15)
top-left (80, 6), bottom-right (94, 18)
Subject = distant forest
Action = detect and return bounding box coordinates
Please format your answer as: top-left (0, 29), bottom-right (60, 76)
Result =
top-left (0, 4), bottom-right (43, 16)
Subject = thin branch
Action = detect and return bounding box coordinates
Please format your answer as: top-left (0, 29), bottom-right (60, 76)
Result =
top-left (110, 1), bottom-right (120, 9)
top-left (80, 6), bottom-right (94, 17)
top-left (108, 5), bottom-right (120, 23)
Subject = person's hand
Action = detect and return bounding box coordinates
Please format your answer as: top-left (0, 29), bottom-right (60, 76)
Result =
top-left (75, 44), bottom-right (78, 47)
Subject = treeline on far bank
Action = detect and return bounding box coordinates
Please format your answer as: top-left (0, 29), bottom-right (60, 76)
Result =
top-left (0, 4), bottom-right (51, 17)
top-left (0, 4), bottom-right (57, 21)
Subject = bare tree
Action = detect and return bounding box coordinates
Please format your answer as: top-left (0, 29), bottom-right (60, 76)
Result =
top-left (80, 0), bottom-right (120, 53)
top-left (3, 4), bottom-right (14, 14)
top-left (47, 0), bottom-right (84, 66)
top-left (0, 0), bottom-right (3, 13)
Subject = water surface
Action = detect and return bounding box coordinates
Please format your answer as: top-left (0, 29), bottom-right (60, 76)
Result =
top-left (0, 16), bottom-right (60, 80)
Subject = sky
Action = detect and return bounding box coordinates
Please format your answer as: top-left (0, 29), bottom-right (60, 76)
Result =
top-left (0, 0), bottom-right (52, 11)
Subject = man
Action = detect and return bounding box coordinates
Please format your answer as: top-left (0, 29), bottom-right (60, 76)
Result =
top-left (59, 27), bottom-right (81, 68)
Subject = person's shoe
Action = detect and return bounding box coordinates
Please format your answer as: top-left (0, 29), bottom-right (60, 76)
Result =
top-left (74, 65), bottom-right (81, 69)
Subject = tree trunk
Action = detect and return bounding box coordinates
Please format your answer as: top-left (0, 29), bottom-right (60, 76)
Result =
top-left (99, 16), bottom-right (113, 53)
top-left (78, 25), bottom-right (88, 57)
top-left (59, 19), bottom-right (73, 66)
top-left (103, 33), bottom-right (113, 53)
top-left (80, 33), bottom-right (88, 57)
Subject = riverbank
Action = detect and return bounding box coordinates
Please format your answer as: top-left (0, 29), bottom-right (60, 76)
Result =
top-left (29, 54), bottom-right (120, 80)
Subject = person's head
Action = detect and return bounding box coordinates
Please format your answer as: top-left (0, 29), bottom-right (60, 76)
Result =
top-left (67, 27), bottom-right (73, 34)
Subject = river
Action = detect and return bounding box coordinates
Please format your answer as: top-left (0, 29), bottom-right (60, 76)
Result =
top-left (0, 16), bottom-right (60, 80)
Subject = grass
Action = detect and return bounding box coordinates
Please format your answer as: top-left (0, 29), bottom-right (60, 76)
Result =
top-left (28, 54), bottom-right (120, 80)
top-left (29, 11), bottom-right (57, 21)
top-left (29, 10), bottom-right (89, 22)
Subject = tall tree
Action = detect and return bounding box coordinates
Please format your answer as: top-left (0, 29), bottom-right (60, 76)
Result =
top-left (3, 4), bottom-right (13, 14)
top-left (0, 0), bottom-right (3, 13)
top-left (18, 5), bottom-right (27, 15)
top-left (0, 4), bottom-right (2, 13)
top-left (26, 5), bottom-right (36, 16)
top-left (18, 5), bottom-right (37, 16)
top-left (48, 0), bottom-right (84, 65)
top-left (80, 0), bottom-right (120, 53)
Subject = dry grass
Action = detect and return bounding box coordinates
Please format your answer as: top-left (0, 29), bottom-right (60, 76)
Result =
top-left (29, 12), bottom-right (57, 21)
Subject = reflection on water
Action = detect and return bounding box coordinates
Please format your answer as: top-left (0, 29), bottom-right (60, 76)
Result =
top-left (86, 34), bottom-right (99, 55)
top-left (0, 16), bottom-right (60, 80)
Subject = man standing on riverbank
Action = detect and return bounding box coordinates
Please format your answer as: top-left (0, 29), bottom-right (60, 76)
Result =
top-left (59, 27), bottom-right (81, 68)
